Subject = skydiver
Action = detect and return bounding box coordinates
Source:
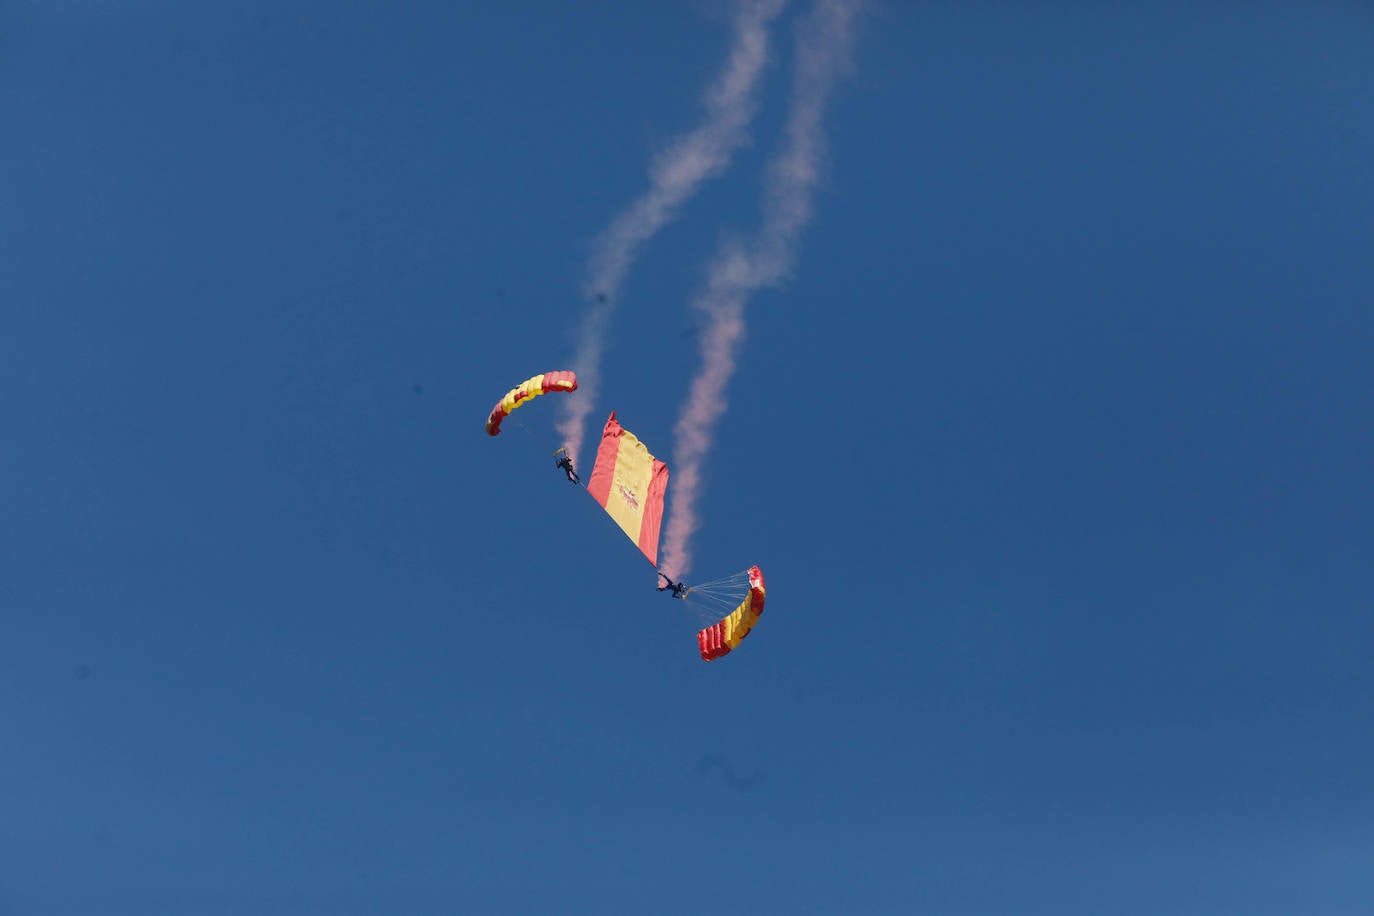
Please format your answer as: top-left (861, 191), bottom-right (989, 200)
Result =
top-left (554, 451), bottom-right (580, 484)
top-left (657, 573), bottom-right (690, 599)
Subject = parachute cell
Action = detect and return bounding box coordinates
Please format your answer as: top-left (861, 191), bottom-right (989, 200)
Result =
top-left (697, 566), bottom-right (766, 661)
top-left (485, 371), bottom-right (578, 436)
top-left (586, 411), bottom-right (669, 567)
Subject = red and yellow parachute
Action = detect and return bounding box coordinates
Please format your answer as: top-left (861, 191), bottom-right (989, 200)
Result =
top-left (696, 566), bottom-right (766, 661)
top-left (484, 371), bottom-right (578, 436)
top-left (486, 373), bottom-right (766, 662)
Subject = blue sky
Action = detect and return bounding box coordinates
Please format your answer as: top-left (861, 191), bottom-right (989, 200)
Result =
top-left (4, 2), bottom-right (1373, 914)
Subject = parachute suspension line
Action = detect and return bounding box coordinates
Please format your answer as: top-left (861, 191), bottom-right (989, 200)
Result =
top-left (682, 590), bottom-right (745, 626)
top-left (676, 569), bottom-right (755, 626)
top-left (683, 569), bottom-right (753, 594)
top-left (651, 567), bottom-right (750, 625)
top-left (685, 589), bottom-right (749, 612)
top-left (506, 413), bottom-right (550, 464)
top-left (508, 413), bottom-right (537, 441)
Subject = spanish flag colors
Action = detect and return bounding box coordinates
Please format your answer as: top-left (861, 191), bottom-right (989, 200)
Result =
top-left (485, 376), bottom-right (769, 662)
top-left (484, 371), bottom-right (578, 436)
top-left (697, 566), bottom-right (766, 661)
top-left (586, 411), bottom-right (669, 567)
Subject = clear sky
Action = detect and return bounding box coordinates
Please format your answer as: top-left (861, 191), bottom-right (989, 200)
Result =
top-left (4, 2), bottom-right (1373, 914)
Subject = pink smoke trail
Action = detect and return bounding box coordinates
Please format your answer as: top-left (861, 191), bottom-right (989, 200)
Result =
top-left (659, 0), bottom-right (860, 581)
top-left (557, 0), bottom-right (787, 466)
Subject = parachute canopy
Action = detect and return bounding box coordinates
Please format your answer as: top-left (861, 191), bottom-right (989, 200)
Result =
top-left (485, 371), bottom-right (578, 436)
top-left (697, 566), bottom-right (766, 661)
top-left (586, 411), bottom-right (668, 567)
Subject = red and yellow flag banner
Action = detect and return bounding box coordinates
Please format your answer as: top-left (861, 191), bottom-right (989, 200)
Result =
top-left (586, 411), bottom-right (669, 567)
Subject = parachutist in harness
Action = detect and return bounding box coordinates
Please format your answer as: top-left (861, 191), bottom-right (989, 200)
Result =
top-left (657, 573), bottom-right (691, 599)
top-left (553, 449), bottom-right (580, 484)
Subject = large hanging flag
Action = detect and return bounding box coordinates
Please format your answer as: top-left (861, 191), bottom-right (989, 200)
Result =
top-left (586, 411), bottom-right (669, 567)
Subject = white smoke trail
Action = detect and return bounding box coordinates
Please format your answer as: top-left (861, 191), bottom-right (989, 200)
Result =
top-left (557, 0), bottom-right (787, 465)
top-left (660, 0), bottom-right (860, 581)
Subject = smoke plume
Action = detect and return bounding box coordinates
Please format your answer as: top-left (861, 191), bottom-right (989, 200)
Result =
top-left (557, 0), bottom-right (787, 464)
top-left (659, 0), bottom-right (859, 581)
